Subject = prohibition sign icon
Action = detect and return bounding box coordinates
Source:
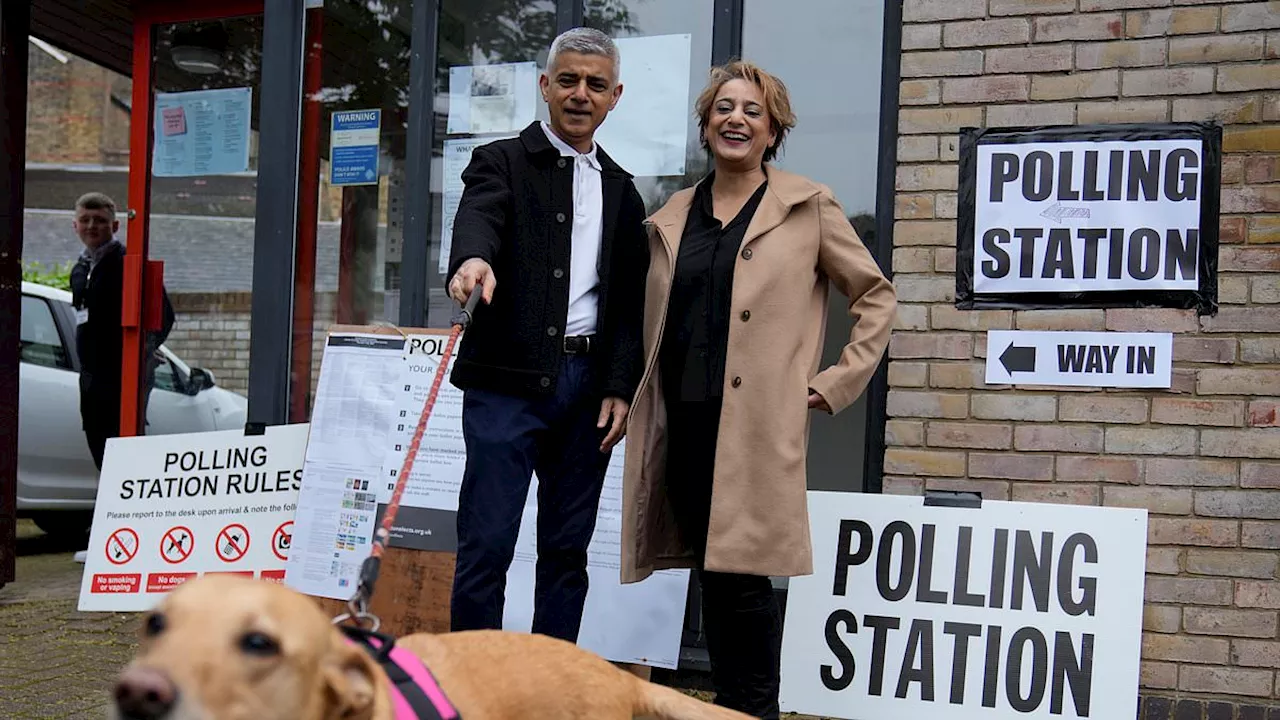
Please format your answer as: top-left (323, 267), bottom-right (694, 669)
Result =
top-left (216, 523), bottom-right (250, 563)
top-left (161, 526), bottom-right (194, 564)
top-left (105, 528), bottom-right (139, 565)
top-left (272, 521), bottom-right (293, 561)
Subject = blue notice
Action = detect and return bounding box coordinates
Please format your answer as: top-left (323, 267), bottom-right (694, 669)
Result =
top-left (330, 109), bottom-right (381, 186)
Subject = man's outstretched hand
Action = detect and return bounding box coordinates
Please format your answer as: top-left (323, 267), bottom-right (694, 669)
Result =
top-left (449, 258), bottom-right (497, 305)
top-left (599, 397), bottom-right (630, 452)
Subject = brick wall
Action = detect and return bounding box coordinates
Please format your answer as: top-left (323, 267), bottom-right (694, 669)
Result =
top-left (889, 0), bottom-right (1279, 712)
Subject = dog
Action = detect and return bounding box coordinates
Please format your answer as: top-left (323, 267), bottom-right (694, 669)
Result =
top-left (110, 574), bottom-right (755, 720)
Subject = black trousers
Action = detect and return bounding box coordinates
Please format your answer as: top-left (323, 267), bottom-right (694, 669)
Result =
top-left (666, 397), bottom-right (782, 720)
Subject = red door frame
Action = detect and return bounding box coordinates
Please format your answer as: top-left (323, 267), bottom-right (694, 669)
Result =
top-left (122, 0), bottom-right (266, 437)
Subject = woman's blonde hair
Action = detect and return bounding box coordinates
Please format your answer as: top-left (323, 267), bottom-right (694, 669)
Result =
top-left (694, 60), bottom-right (796, 163)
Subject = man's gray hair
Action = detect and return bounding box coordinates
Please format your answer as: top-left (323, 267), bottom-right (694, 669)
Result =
top-left (546, 27), bottom-right (620, 83)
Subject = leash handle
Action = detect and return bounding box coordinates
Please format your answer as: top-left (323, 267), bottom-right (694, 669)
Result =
top-left (346, 285), bottom-right (481, 622)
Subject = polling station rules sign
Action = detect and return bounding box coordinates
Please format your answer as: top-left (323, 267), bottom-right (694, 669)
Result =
top-left (779, 493), bottom-right (1147, 720)
top-left (956, 123), bottom-right (1221, 313)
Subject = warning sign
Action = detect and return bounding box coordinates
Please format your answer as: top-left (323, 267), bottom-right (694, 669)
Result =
top-left (272, 521), bottom-right (293, 561)
top-left (985, 330), bottom-right (1172, 388)
top-left (216, 523), bottom-right (250, 563)
top-left (161, 526), bottom-right (194, 564)
top-left (78, 425), bottom-right (309, 612)
top-left (105, 528), bottom-right (139, 565)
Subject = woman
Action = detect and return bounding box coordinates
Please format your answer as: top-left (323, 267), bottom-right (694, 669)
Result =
top-left (620, 61), bottom-right (897, 718)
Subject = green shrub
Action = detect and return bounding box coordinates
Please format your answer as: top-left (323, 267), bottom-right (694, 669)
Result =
top-left (22, 260), bottom-right (75, 291)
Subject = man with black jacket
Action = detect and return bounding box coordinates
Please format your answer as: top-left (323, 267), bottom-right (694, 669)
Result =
top-left (444, 28), bottom-right (649, 643)
top-left (69, 192), bottom-right (174, 470)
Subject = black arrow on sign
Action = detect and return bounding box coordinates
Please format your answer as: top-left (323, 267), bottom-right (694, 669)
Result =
top-left (1000, 344), bottom-right (1036, 373)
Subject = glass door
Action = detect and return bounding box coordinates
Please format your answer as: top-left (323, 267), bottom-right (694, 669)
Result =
top-left (122, 2), bottom-right (264, 438)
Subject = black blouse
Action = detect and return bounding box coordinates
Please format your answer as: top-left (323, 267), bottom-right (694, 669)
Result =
top-left (660, 174), bottom-right (768, 403)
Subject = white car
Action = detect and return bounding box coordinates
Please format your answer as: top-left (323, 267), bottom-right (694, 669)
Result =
top-left (18, 281), bottom-right (248, 537)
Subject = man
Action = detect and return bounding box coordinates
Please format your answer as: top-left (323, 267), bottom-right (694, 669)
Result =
top-left (445, 28), bottom-right (648, 643)
top-left (69, 192), bottom-right (174, 470)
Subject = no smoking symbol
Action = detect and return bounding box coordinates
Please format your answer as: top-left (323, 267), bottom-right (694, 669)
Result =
top-left (216, 524), bottom-right (250, 563)
top-left (272, 521), bottom-right (293, 561)
top-left (106, 528), bottom-right (139, 565)
top-left (161, 526), bottom-right (194, 564)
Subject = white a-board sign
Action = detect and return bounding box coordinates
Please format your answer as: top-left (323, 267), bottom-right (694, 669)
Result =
top-left (780, 492), bottom-right (1148, 720)
top-left (78, 424), bottom-right (309, 611)
top-left (985, 330), bottom-right (1172, 388)
top-left (955, 123), bottom-right (1221, 313)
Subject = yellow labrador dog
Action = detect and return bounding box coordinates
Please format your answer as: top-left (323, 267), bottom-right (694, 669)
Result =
top-left (110, 574), bottom-right (754, 720)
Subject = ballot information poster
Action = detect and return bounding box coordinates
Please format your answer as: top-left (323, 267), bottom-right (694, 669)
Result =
top-left (779, 492), bottom-right (1148, 720)
top-left (152, 87), bottom-right (253, 177)
top-left (78, 425), bottom-right (309, 612)
top-left (287, 328), bottom-right (691, 668)
top-left (955, 123), bottom-right (1221, 313)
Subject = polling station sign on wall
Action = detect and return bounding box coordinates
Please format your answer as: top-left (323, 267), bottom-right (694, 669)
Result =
top-left (78, 425), bottom-right (308, 612)
top-left (780, 492), bottom-right (1148, 720)
top-left (955, 123), bottom-right (1221, 313)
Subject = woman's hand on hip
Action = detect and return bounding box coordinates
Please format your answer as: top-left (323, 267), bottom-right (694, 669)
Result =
top-left (808, 390), bottom-right (832, 413)
top-left (599, 397), bottom-right (630, 452)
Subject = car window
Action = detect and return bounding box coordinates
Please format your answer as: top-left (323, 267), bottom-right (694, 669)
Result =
top-left (153, 355), bottom-right (183, 393)
top-left (20, 295), bottom-right (71, 370)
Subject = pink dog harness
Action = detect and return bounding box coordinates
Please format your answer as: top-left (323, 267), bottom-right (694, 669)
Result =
top-left (341, 626), bottom-right (460, 720)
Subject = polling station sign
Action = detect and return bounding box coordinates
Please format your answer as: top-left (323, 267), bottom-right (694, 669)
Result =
top-left (78, 424), bottom-right (309, 611)
top-left (985, 330), bottom-right (1172, 389)
top-left (780, 492), bottom-right (1147, 720)
top-left (956, 123), bottom-right (1221, 313)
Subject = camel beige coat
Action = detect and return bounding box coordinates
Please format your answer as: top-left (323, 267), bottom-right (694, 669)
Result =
top-left (620, 166), bottom-right (897, 583)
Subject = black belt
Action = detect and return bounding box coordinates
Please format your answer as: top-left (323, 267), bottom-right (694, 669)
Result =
top-left (564, 335), bottom-right (594, 355)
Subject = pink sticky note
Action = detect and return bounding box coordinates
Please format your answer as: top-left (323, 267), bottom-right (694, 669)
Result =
top-left (161, 106), bottom-right (187, 136)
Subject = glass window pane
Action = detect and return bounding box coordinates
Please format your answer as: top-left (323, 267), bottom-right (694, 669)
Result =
top-left (743, 0), bottom-right (886, 493)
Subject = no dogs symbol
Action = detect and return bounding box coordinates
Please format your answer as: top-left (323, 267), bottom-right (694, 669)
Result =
top-left (272, 521), bottom-right (293, 561)
top-left (160, 526), bottom-right (194, 564)
top-left (216, 524), bottom-right (250, 563)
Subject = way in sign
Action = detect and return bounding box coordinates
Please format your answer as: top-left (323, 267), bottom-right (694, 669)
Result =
top-left (986, 330), bottom-right (1172, 389)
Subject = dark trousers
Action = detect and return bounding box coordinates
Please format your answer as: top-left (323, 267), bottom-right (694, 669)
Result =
top-left (450, 355), bottom-right (610, 642)
top-left (667, 397), bottom-right (783, 720)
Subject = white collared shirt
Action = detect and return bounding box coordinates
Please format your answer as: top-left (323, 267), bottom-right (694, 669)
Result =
top-left (541, 121), bottom-right (602, 337)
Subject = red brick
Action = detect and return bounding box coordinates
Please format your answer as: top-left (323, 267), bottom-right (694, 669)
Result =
top-left (1242, 521), bottom-right (1280, 549)
top-left (1127, 7), bottom-right (1220, 38)
top-left (971, 394), bottom-right (1057, 421)
top-left (1122, 66), bottom-right (1216, 97)
top-left (1245, 155), bottom-right (1280, 183)
top-left (1241, 338), bottom-right (1280, 364)
top-left (1144, 605), bottom-right (1182, 633)
top-left (897, 164), bottom-right (958, 190)
top-left (1201, 429), bottom-right (1280, 460)
top-left (903, 0), bottom-right (985, 22)
top-left (1178, 665), bottom-right (1275, 698)
top-left (1196, 489), bottom-right (1280, 519)
top-left (901, 51), bottom-right (985, 78)
top-left (884, 448), bottom-right (967, 477)
top-left (1236, 581), bottom-right (1280, 609)
top-left (1171, 34), bottom-right (1266, 65)
top-left (929, 363), bottom-right (985, 389)
top-left (1140, 661), bottom-right (1178, 690)
top-left (1034, 13), bottom-right (1124, 42)
top-left (1242, 461), bottom-right (1280, 488)
top-left (1218, 246), bottom-right (1280, 273)
top-left (924, 477), bottom-right (1011, 501)
top-left (1221, 185), bottom-right (1280, 213)
top-left (985, 44), bottom-right (1073, 73)
top-left (1014, 425), bottom-right (1104, 453)
top-left (1059, 455), bottom-right (1143, 483)
top-left (1149, 518), bottom-right (1239, 547)
top-left (943, 18), bottom-right (1031, 47)
top-left (1151, 398), bottom-right (1245, 427)
top-left (1198, 369), bottom-right (1280, 396)
top-left (1142, 632), bottom-right (1231, 663)
top-left (1223, 155), bottom-right (1247, 185)
top-left (1222, 3), bottom-right (1280, 33)
top-left (927, 422), bottom-right (1012, 450)
top-left (1105, 308), bottom-right (1199, 333)
top-left (1248, 401), bottom-right (1280, 429)
top-left (1060, 396), bottom-right (1148, 424)
top-left (969, 452), bottom-right (1055, 481)
top-left (1231, 639), bottom-right (1280, 669)
top-left (1105, 486), bottom-right (1193, 515)
top-left (1185, 550), bottom-right (1278, 579)
top-left (1172, 337), bottom-right (1236, 364)
top-left (1012, 483), bottom-right (1099, 506)
top-left (885, 420), bottom-right (925, 446)
top-left (1221, 216), bottom-right (1249, 244)
top-left (1105, 427), bottom-right (1198, 456)
top-left (1077, 39), bottom-right (1168, 68)
top-left (1032, 70), bottom-right (1120, 100)
top-left (891, 333), bottom-right (972, 361)
top-left (1144, 457), bottom-right (1237, 487)
top-left (887, 390), bottom-right (969, 419)
top-left (887, 362), bottom-right (928, 388)
top-left (1015, 309), bottom-right (1106, 331)
top-left (1184, 607), bottom-right (1278, 639)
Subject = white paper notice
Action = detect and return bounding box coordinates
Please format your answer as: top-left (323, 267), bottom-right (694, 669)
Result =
top-left (502, 440), bottom-right (692, 669)
top-left (594, 34), bottom-right (692, 178)
top-left (439, 136), bottom-right (515, 274)
top-left (285, 333), bottom-right (406, 600)
top-left (447, 62), bottom-right (538, 135)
